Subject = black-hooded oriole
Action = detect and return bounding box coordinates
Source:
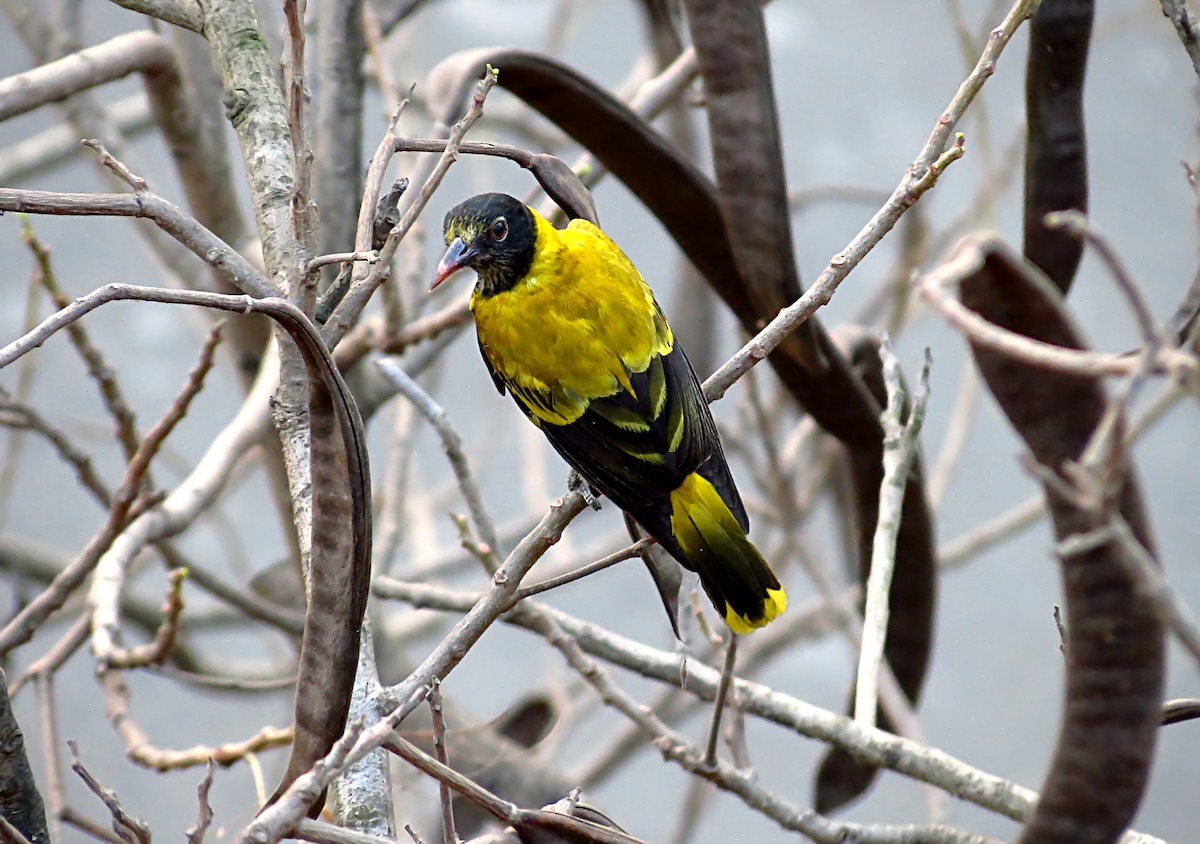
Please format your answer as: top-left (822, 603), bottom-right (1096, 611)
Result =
top-left (431, 193), bottom-right (786, 633)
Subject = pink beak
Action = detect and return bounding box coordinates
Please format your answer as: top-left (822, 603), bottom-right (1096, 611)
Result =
top-left (430, 237), bottom-right (477, 290)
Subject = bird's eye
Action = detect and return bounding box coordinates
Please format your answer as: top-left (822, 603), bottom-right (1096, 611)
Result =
top-left (490, 217), bottom-right (509, 242)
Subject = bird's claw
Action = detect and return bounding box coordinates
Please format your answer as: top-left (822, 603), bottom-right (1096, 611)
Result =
top-left (568, 471), bottom-right (603, 510)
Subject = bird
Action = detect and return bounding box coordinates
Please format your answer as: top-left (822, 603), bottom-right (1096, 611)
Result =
top-left (431, 192), bottom-right (786, 633)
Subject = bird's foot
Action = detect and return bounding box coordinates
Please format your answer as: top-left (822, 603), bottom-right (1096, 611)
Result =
top-left (568, 470), bottom-right (603, 511)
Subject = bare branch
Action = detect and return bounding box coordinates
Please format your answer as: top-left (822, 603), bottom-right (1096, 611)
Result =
top-left (250, 491), bottom-right (589, 837)
top-left (324, 67), bottom-right (499, 342)
top-left (282, 0), bottom-right (317, 283)
top-left (103, 568), bottom-right (189, 670)
top-left (108, 0), bottom-right (204, 32)
top-left (201, 0), bottom-right (299, 285)
top-left (855, 344), bottom-right (933, 728)
top-left (375, 359), bottom-right (500, 570)
top-left (68, 741), bottom-right (151, 844)
top-left (81, 139), bottom-right (148, 191)
top-left (0, 189), bottom-right (276, 299)
top-left (312, 0), bottom-right (365, 294)
top-left (428, 681), bottom-right (459, 844)
top-left (917, 237), bottom-right (1195, 382)
top-left (702, 635), bottom-right (737, 768)
top-left (373, 577), bottom-right (1166, 844)
top-left (185, 761), bottom-right (216, 844)
top-left (1158, 0), bottom-right (1200, 77)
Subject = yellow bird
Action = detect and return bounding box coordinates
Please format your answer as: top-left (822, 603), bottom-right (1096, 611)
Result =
top-left (431, 193), bottom-right (786, 633)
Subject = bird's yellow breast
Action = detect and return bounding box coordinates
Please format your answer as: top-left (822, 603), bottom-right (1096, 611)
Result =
top-left (470, 210), bottom-right (673, 426)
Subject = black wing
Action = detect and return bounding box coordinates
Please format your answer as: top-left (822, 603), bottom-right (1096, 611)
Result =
top-left (476, 323), bottom-right (749, 536)
top-left (542, 344), bottom-right (745, 527)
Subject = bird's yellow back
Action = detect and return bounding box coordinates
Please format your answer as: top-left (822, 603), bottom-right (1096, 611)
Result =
top-left (470, 209), bottom-right (674, 426)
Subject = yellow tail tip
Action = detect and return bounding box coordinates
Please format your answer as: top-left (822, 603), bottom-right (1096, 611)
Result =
top-left (723, 586), bottom-right (788, 635)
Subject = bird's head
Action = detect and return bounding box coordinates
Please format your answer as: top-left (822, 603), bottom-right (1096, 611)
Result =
top-left (431, 193), bottom-right (536, 297)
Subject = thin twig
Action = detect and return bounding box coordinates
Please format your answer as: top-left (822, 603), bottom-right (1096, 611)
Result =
top-left (428, 681), bottom-right (458, 844)
top-left (927, 360), bottom-right (979, 508)
top-left (0, 390), bottom-right (110, 506)
top-left (80, 138), bottom-right (147, 191)
top-left (282, 0), bottom-right (317, 299)
top-left (1052, 606), bottom-right (1068, 656)
top-left (325, 67), bottom-right (499, 342)
top-left (69, 740), bottom-right (151, 844)
top-left (34, 672), bottom-right (66, 841)
top-left (59, 808), bottom-right (124, 844)
top-left (107, 0), bottom-right (203, 31)
top-left (514, 537), bottom-right (654, 601)
top-left (185, 760), bottom-right (216, 844)
top-left (9, 614), bottom-right (89, 697)
top-left (0, 254), bottom-right (43, 528)
top-left (702, 634), bottom-right (738, 768)
top-left (855, 344), bottom-right (933, 727)
top-left (1103, 515), bottom-right (1200, 666)
top-left (375, 358), bottom-right (501, 570)
top-left (1044, 211), bottom-right (1161, 345)
top-left (1161, 698), bottom-right (1200, 726)
top-left (0, 95), bottom-right (148, 184)
top-left (382, 734), bottom-right (517, 827)
top-left (21, 222), bottom-right (143, 464)
top-left (100, 665), bottom-right (293, 771)
top-left (307, 251), bottom-right (379, 272)
top-left (335, 294), bottom-right (471, 369)
top-left (104, 568), bottom-right (188, 669)
top-left (1159, 0), bottom-right (1200, 77)
top-left (91, 323), bottom-right (225, 662)
top-left (666, 778), bottom-right (714, 844)
top-left (0, 815), bottom-right (33, 844)
top-left (917, 238), bottom-right (1196, 382)
top-left (342, 90), bottom-right (414, 328)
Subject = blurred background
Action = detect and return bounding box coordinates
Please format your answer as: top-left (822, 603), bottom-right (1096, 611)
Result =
top-left (1, 0), bottom-right (1198, 841)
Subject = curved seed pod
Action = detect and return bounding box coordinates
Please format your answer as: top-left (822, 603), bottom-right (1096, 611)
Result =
top-left (1161, 699), bottom-right (1200, 726)
top-left (1024, 0), bottom-right (1094, 293)
top-left (512, 808), bottom-right (648, 844)
top-left (525, 152), bottom-right (599, 226)
top-left (636, 0), bottom-right (718, 377)
top-left (681, 0), bottom-right (895, 448)
top-left (259, 302), bottom-right (373, 816)
top-left (815, 326), bottom-right (937, 813)
top-left (954, 236), bottom-right (1164, 844)
top-left (0, 670), bottom-right (48, 844)
top-left (678, 0), bottom-right (809, 351)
